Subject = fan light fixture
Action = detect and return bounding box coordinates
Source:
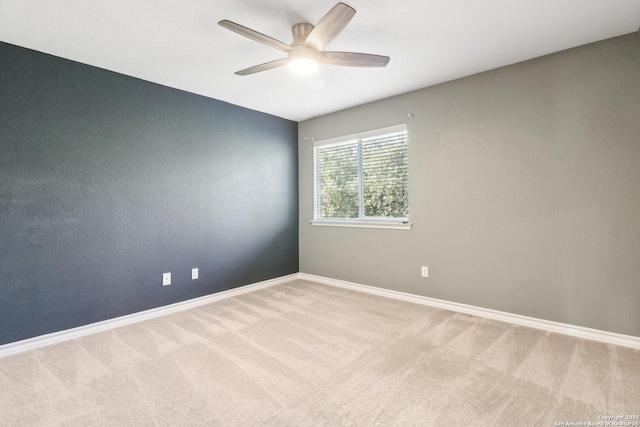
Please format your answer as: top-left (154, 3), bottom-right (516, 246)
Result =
top-left (219, 3), bottom-right (390, 77)
top-left (288, 58), bottom-right (319, 74)
top-left (287, 41), bottom-right (320, 75)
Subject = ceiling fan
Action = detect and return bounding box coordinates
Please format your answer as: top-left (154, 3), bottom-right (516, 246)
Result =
top-left (218, 2), bottom-right (390, 76)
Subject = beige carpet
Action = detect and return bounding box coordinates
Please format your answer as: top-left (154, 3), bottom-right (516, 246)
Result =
top-left (1, 279), bottom-right (639, 426)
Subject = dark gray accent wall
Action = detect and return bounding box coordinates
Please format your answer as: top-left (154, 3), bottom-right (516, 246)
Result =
top-left (0, 42), bottom-right (298, 346)
top-left (299, 32), bottom-right (640, 337)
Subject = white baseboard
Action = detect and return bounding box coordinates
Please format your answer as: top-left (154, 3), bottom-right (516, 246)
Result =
top-left (0, 273), bottom-right (298, 358)
top-left (4, 271), bottom-right (639, 358)
top-left (298, 273), bottom-right (640, 350)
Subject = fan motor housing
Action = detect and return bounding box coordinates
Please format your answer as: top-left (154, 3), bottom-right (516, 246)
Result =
top-left (289, 23), bottom-right (319, 62)
top-left (288, 45), bottom-right (319, 62)
top-left (291, 23), bottom-right (314, 45)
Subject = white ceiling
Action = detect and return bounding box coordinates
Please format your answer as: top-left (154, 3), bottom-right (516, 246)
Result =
top-left (1, 1), bottom-right (639, 122)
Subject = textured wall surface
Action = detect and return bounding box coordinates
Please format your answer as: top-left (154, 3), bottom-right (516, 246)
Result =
top-left (0, 42), bottom-right (298, 345)
top-left (299, 32), bottom-right (640, 337)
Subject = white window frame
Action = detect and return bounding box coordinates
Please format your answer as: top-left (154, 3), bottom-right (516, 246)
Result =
top-left (311, 124), bottom-right (411, 230)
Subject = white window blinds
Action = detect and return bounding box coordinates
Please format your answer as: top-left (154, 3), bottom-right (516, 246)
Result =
top-left (313, 124), bottom-right (408, 222)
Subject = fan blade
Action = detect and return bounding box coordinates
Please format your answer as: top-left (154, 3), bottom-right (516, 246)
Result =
top-left (235, 58), bottom-right (288, 76)
top-left (320, 51), bottom-right (390, 67)
top-left (305, 3), bottom-right (356, 51)
top-left (219, 20), bottom-right (293, 53)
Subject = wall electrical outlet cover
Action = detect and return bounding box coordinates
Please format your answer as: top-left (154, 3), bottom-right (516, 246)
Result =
top-left (192, 268), bottom-right (199, 280)
top-left (421, 266), bottom-right (429, 278)
top-left (162, 272), bottom-right (171, 286)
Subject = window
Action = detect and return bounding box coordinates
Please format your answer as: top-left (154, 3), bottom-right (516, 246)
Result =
top-left (312, 124), bottom-right (410, 229)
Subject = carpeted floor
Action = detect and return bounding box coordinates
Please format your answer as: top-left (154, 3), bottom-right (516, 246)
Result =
top-left (1, 279), bottom-right (639, 426)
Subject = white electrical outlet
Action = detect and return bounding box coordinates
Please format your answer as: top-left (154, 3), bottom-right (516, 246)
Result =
top-left (192, 268), bottom-right (199, 280)
top-left (421, 266), bottom-right (429, 278)
top-left (162, 272), bottom-right (171, 286)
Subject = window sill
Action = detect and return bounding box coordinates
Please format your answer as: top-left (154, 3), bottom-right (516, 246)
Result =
top-left (310, 220), bottom-right (412, 230)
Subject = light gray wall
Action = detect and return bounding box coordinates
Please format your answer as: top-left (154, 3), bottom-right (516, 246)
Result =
top-left (299, 32), bottom-right (640, 337)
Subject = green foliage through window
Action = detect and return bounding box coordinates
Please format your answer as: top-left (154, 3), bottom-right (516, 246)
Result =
top-left (314, 125), bottom-right (408, 220)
